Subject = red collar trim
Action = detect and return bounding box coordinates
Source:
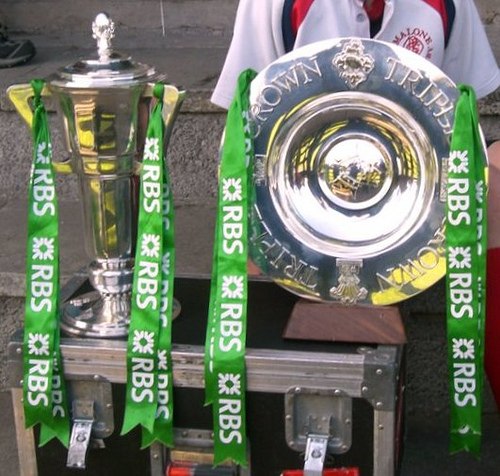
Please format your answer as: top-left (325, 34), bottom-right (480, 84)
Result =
top-left (364, 0), bottom-right (385, 21)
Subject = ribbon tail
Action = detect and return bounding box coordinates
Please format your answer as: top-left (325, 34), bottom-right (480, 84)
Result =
top-left (450, 429), bottom-right (481, 457)
top-left (39, 419), bottom-right (70, 448)
top-left (213, 411), bottom-right (248, 467)
top-left (141, 423), bottom-right (174, 449)
top-left (121, 406), bottom-right (156, 436)
top-left (39, 424), bottom-right (57, 447)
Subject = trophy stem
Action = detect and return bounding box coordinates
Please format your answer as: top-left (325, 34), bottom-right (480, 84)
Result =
top-left (61, 259), bottom-right (133, 338)
top-left (61, 290), bottom-right (131, 338)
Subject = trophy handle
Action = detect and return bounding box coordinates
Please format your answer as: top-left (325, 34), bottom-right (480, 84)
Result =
top-left (143, 82), bottom-right (185, 135)
top-left (134, 83), bottom-right (185, 175)
top-left (7, 83), bottom-right (73, 174)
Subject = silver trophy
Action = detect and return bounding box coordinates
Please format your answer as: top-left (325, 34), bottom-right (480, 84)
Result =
top-left (9, 13), bottom-right (184, 337)
top-left (249, 38), bottom-right (480, 306)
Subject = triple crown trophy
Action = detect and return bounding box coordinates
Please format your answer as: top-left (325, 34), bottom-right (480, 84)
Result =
top-left (245, 39), bottom-right (487, 471)
top-left (248, 37), bottom-right (460, 308)
top-left (9, 13), bottom-right (184, 338)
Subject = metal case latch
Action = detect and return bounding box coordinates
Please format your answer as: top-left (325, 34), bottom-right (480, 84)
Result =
top-left (285, 387), bottom-right (353, 475)
top-left (67, 399), bottom-right (94, 469)
top-left (304, 434), bottom-right (329, 475)
top-left (66, 379), bottom-right (114, 469)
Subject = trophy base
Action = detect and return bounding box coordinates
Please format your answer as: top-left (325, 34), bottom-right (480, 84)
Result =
top-left (61, 290), bottom-right (131, 338)
top-left (60, 290), bottom-right (183, 338)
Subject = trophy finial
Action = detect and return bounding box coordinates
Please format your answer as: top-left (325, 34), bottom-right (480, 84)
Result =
top-left (92, 12), bottom-right (115, 61)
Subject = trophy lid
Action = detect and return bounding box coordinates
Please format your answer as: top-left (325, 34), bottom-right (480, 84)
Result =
top-left (50, 13), bottom-right (159, 88)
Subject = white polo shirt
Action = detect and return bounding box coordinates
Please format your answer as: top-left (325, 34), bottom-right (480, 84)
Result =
top-left (211, 0), bottom-right (500, 108)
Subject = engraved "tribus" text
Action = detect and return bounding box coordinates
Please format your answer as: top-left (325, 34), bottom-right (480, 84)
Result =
top-left (384, 57), bottom-right (454, 135)
top-left (251, 226), bottom-right (319, 291)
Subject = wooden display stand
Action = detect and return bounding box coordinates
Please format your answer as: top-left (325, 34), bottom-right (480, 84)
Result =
top-left (283, 299), bottom-right (406, 344)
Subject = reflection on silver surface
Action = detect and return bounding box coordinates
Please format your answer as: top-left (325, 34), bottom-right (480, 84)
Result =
top-left (267, 92), bottom-right (436, 258)
top-left (249, 38), bottom-right (469, 305)
top-left (9, 14), bottom-right (184, 336)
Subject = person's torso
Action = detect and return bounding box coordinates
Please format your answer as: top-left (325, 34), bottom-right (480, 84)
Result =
top-left (282, 0), bottom-right (455, 68)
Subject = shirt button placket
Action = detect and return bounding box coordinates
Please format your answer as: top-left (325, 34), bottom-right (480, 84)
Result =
top-left (354, 1), bottom-right (369, 36)
top-left (356, 12), bottom-right (366, 22)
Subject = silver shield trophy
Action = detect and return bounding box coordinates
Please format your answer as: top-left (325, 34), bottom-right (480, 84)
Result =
top-left (9, 13), bottom-right (184, 337)
top-left (249, 37), bottom-right (472, 306)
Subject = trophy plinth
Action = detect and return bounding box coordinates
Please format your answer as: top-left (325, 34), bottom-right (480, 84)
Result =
top-left (61, 291), bottom-right (130, 338)
top-left (283, 300), bottom-right (407, 344)
top-left (61, 259), bottom-right (133, 337)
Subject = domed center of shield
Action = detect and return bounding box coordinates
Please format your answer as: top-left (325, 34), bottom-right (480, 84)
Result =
top-left (318, 136), bottom-right (393, 211)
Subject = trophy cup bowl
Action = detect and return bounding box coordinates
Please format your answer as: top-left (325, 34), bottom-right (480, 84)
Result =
top-left (248, 38), bottom-right (479, 306)
top-left (8, 13), bottom-right (184, 337)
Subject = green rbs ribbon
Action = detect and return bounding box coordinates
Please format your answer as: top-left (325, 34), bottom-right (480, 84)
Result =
top-left (142, 122), bottom-right (176, 449)
top-left (204, 69), bottom-right (256, 466)
top-left (23, 78), bottom-right (70, 446)
top-left (446, 84), bottom-right (487, 455)
top-left (122, 83), bottom-right (175, 447)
